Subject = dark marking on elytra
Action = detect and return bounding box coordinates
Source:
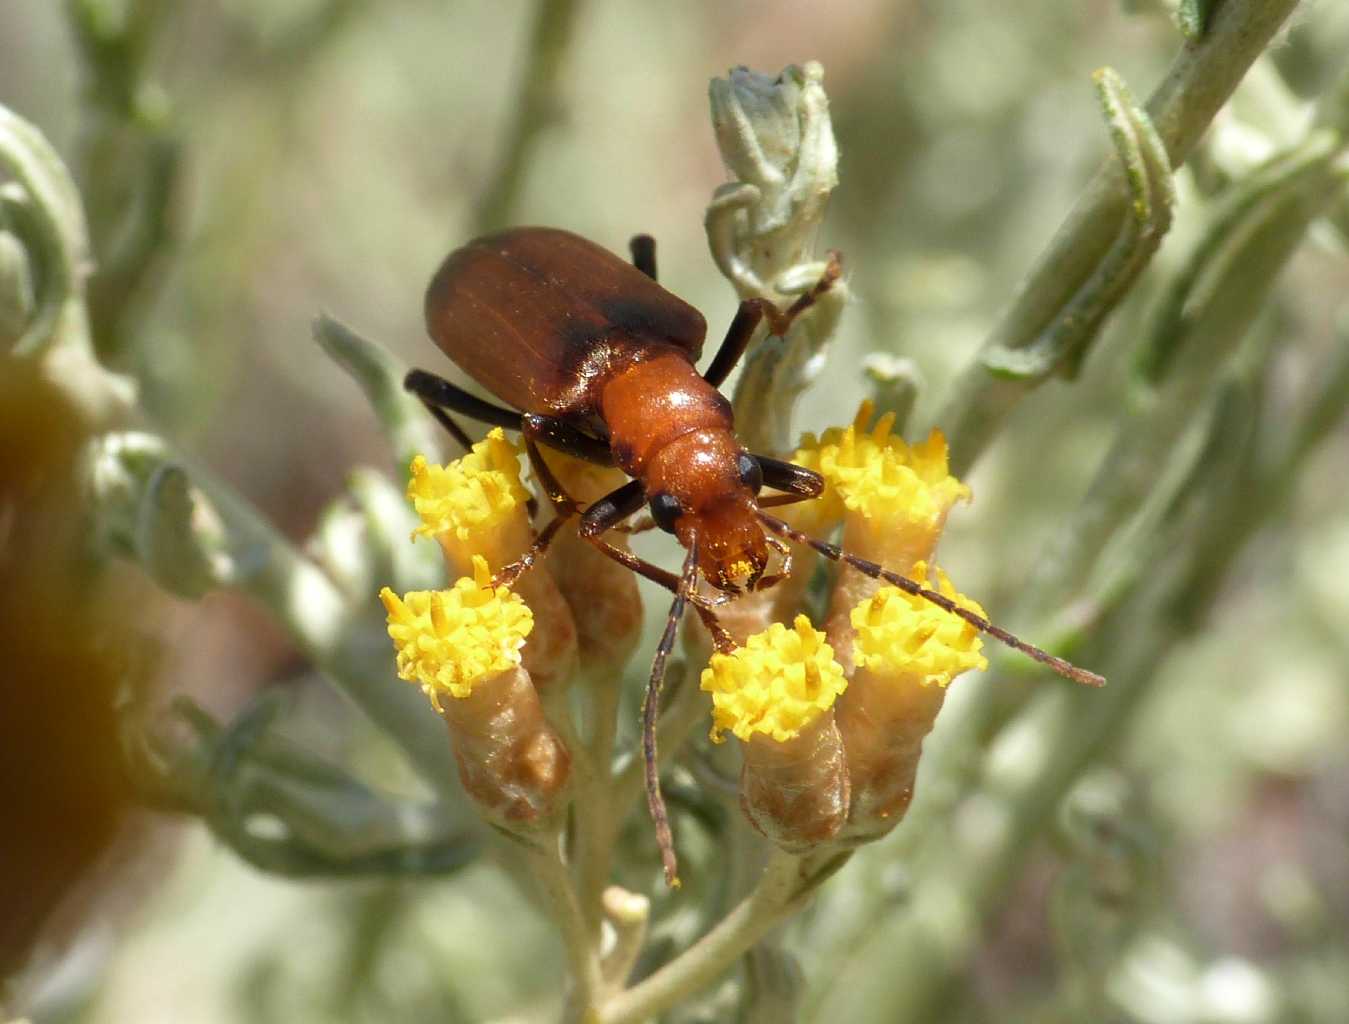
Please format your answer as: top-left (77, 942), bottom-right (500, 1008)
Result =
top-left (600, 295), bottom-right (700, 347)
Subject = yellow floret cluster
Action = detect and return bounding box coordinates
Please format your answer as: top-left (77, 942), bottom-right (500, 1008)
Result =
top-left (407, 428), bottom-right (529, 543)
top-left (380, 555), bottom-right (533, 708)
top-left (791, 401), bottom-right (970, 533)
top-left (701, 615), bottom-right (848, 743)
top-left (850, 562), bottom-right (989, 687)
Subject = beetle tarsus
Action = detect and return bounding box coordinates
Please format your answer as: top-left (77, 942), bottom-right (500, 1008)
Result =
top-left (490, 515), bottom-right (573, 590)
top-left (764, 249), bottom-right (844, 336)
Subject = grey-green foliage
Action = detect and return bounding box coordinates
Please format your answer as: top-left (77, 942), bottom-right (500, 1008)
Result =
top-left (4, 0), bottom-right (1349, 1021)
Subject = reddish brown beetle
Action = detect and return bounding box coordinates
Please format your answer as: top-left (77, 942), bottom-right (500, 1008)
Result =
top-left (406, 227), bottom-right (1102, 884)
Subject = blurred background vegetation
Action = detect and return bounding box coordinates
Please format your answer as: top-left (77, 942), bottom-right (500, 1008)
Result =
top-left (2, 1), bottom-right (1348, 1022)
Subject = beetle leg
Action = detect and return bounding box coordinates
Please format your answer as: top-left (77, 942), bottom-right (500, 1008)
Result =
top-left (773, 249), bottom-right (844, 332)
top-left (580, 481), bottom-right (735, 650)
top-left (492, 432), bottom-right (623, 587)
top-left (629, 234), bottom-right (657, 280)
top-left (643, 538), bottom-right (699, 887)
top-left (521, 414), bottom-right (615, 467)
top-left (490, 438), bottom-right (584, 588)
top-left (522, 436), bottom-right (583, 517)
top-left (754, 455), bottom-right (826, 508)
top-left (404, 369), bottom-right (524, 431)
top-left (419, 402), bottom-right (475, 453)
top-left (752, 534), bottom-right (794, 591)
top-left (491, 513), bottom-right (574, 589)
top-left (702, 253), bottom-right (844, 388)
top-left (702, 299), bottom-right (770, 389)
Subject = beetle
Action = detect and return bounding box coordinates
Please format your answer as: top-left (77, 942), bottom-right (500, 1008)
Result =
top-left (405, 226), bottom-right (1103, 884)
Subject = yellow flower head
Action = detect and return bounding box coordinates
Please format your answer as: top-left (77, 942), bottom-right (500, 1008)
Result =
top-left (380, 555), bottom-right (533, 709)
top-left (850, 562), bottom-right (988, 687)
top-left (701, 615), bottom-right (848, 744)
top-left (407, 429), bottom-right (530, 544)
top-left (792, 401), bottom-right (970, 542)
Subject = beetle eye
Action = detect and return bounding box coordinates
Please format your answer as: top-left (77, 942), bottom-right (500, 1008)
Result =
top-left (736, 453), bottom-right (764, 494)
top-left (648, 493), bottom-right (683, 534)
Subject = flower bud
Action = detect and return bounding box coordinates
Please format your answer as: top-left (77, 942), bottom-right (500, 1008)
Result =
top-left (406, 432), bottom-right (577, 690)
top-left (701, 616), bottom-right (850, 852)
top-left (835, 564), bottom-right (987, 845)
top-left (441, 664), bottom-right (572, 828)
top-left (381, 557), bottom-right (570, 827)
top-left (707, 62), bottom-right (839, 297)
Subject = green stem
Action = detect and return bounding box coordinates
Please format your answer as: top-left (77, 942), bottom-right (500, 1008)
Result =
top-left (599, 886), bottom-right (650, 990)
top-left (531, 835), bottom-right (602, 1024)
top-left (312, 315), bottom-right (446, 472)
top-left (939, 0), bottom-right (1302, 473)
top-left (474, 0), bottom-right (584, 233)
top-left (929, 110), bottom-right (1349, 810)
top-left (67, 0), bottom-right (182, 363)
top-left (574, 676), bottom-right (623, 933)
top-left (1027, 143), bottom-right (1346, 630)
top-left (598, 850), bottom-right (807, 1024)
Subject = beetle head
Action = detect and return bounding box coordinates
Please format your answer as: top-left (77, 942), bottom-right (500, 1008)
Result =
top-left (675, 498), bottom-right (769, 593)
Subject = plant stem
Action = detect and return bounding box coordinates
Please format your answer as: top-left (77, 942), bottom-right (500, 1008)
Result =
top-left (0, 104), bottom-right (91, 359)
top-left (598, 850), bottom-right (807, 1024)
top-left (939, 0), bottom-right (1303, 473)
top-left (599, 886), bottom-right (650, 990)
top-left (530, 835), bottom-right (602, 1024)
top-left (96, 432), bottom-right (461, 796)
top-left (312, 315), bottom-right (446, 472)
top-left (939, 110), bottom-right (1349, 777)
top-left (475, 0), bottom-right (584, 233)
top-left (574, 677), bottom-right (623, 932)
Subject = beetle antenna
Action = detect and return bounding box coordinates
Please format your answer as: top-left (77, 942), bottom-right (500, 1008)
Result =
top-left (756, 511), bottom-right (1106, 688)
top-left (644, 537), bottom-right (700, 888)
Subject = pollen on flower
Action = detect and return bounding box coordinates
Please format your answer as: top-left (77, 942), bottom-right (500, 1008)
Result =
top-left (700, 615), bottom-right (848, 744)
top-left (850, 562), bottom-right (988, 686)
top-left (406, 428), bottom-right (530, 543)
top-left (792, 400), bottom-right (970, 533)
top-left (379, 555), bottom-right (533, 709)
